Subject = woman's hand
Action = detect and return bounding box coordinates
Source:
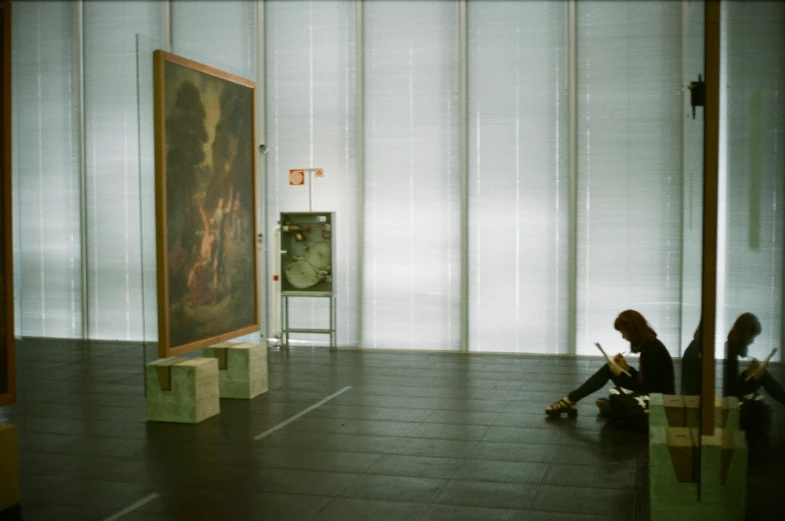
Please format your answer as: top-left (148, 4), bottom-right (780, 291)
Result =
top-left (745, 359), bottom-right (765, 381)
top-left (608, 354), bottom-right (629, 376)
top-left (613, 354), bottom-right (631, 371)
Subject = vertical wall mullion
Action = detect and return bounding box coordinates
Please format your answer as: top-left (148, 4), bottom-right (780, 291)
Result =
top-left (162, 0), bottom-right (171, 47)
top-left (459, 0), bottom-right (468, 351)
top-left (75, 0), bottom-right (88, 340)
top-left (567, 0), bottom-right (577, 355)
top-left (355, 0), bottom-right (365, 347)
top-left (257, 0), bottom-right (267, 340)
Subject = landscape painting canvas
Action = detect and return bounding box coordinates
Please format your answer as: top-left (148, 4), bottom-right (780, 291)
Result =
top-left (153, 50), bottom-right (259, 358)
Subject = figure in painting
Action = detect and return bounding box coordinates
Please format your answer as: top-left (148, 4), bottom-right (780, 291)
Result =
top-left (186, 196), bottom-right (217, 307)
top-left (174, 96), bottom-right (251, 312)
top-left (231, 191), bottom-right (242, 239)
top-left (210, 194), bottom-right (226, 294)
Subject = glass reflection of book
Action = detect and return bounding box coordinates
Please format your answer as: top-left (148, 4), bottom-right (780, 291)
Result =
top-left (745, 348), bottom-right (778, 382)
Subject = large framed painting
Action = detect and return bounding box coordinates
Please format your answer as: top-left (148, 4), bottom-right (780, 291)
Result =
top-left (153, 50), bottom-right (259, 358)
top-left (0, 1), bottom-right (15, 407)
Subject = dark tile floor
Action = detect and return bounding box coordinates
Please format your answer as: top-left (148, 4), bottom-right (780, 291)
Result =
top-left (1, 339), bottom-right (783, 521)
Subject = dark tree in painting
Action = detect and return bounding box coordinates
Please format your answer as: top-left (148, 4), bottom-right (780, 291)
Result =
top-left (165, 81), bottom-right (207, 220)
top-left (164, 80), bottom-right (208, 320)
top-left (204, 83), bottom-right (256, 320)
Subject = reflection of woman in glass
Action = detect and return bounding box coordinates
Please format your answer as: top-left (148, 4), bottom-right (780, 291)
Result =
top-left (545, 310), bottom-right (675, 418)
top-left (723, 313), bottom-right (785, 406)
top-left (680, 320), bottom-right (703, 395)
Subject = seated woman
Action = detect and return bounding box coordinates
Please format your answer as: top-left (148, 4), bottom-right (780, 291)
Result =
top-left (723, 313), bottom-right (785, 407)
top-left (680, 320), bottom-right (703, 395)
top-left (545, 309), bottom-right (675, 418)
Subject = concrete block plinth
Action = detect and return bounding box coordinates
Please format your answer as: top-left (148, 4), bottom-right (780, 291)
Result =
top-left (204, 341), bottom-right (268, 399)
top-left (145, 357), bottom-right (220, 423)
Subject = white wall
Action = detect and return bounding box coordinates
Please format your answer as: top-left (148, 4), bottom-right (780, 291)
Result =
top-left (11, 0), bottom-right (785, 359)
top-left (468, 1), bottom-right (569, 353)
top-left (13, 1), bottom-right (81, 338)
top-left (362, 1), bottom-right (461, 350)
top-left (575, 1), bottom-right (684, 355)
top-left (13, 0), bottom-right (258, 342)
top-left (265, 0), bottom-right (359, 347)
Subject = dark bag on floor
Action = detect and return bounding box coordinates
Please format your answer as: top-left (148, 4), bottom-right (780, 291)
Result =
top-left (739, 392), bottom-right (772, 434)
top-left (607, 387), bottom-right (650, 432)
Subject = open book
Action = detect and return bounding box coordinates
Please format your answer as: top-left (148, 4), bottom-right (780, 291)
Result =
top-left (595, 342), bottom-right (631, 377)
top-left (745, 348), bottom-right (778, 382)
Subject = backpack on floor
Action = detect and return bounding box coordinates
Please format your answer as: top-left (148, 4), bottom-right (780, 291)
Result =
top-left (607, 387), bottom-right (650, 432)
top-left (739, 392), bottom-right (772, 434)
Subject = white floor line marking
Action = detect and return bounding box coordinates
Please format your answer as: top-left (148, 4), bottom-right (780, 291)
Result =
top-left (254, 386), bottom-right (353, 440)
top-left (100, 493), bottom-right (160, 521)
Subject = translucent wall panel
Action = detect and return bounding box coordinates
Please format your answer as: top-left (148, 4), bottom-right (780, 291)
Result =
top-left (171, 1), bottom-right (256, 79)
top-left (13, 1), bottom-right (82, 338)
top-left (468, 1), bottom-right (569, 353)
top-left (679, 1), bottom-right (705, 353)
top-left (363, 1), bottom-right (460, 350)
top-left (718, 1), bottom-right (785, 361)
top-left (576, 1), bottom-right (683, 355)
top-left (266, 1), bottom-right (358, 346)
top-left (83, 1), bottom-right (163, 340)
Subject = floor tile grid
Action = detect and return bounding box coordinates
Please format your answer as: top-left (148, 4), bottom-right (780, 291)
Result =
top-left (3, 342), bottom-right (780, 516)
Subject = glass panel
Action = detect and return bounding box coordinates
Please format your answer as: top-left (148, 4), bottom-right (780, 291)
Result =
top-left (718, 0), bottom-right (785, 430)
top-left (362, 0), bottom-right (460, 350)
top-left (467, 0), bottom-right (569, 354)
top-left (136, 31), bottom-right (259, 358)
top-left (83, 1), bottom-right (163, 340)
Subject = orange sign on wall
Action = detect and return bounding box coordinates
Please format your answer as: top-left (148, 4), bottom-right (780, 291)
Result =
top-left (289, 169), bottom-right (305, 186)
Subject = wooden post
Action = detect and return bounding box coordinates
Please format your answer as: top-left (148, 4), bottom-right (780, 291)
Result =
top-left (701, 0), bottom-right (721, 438)
top-left (0, 1), bottom-right (15, 409)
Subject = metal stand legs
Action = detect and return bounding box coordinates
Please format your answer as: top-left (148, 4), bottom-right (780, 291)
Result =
top-left (281, 295), bottom-right (336, 349)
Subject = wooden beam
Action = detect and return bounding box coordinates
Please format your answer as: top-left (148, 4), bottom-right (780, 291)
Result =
top-left (0, 1), bottom-right (16, 408)
top-left (701, 0), bottom-right (721, 438)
